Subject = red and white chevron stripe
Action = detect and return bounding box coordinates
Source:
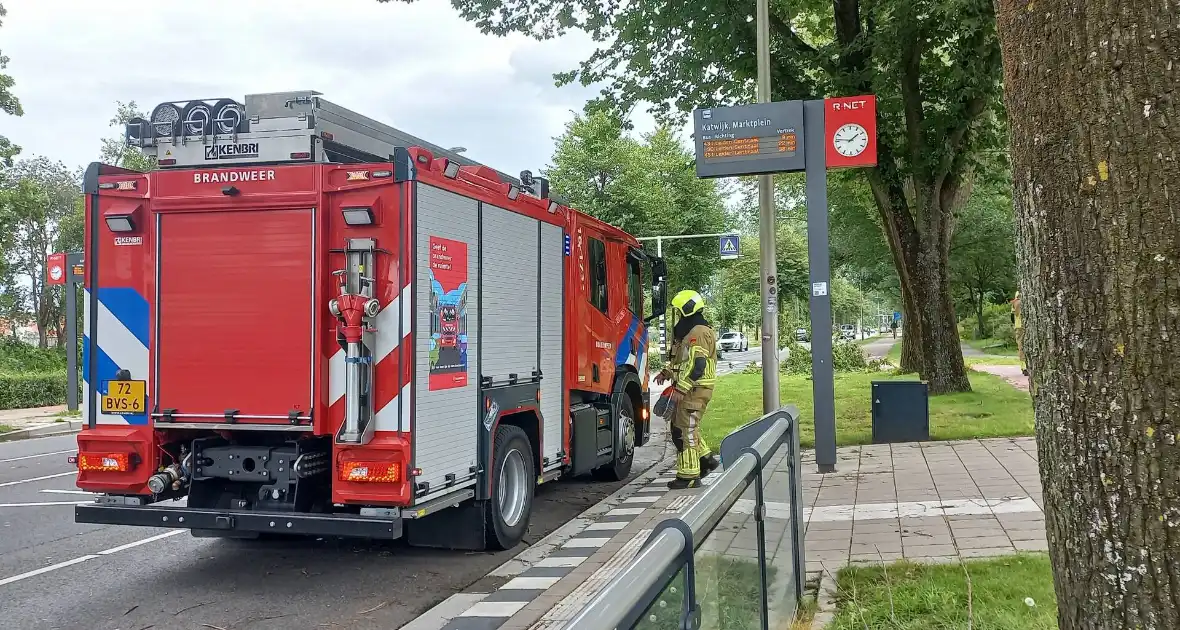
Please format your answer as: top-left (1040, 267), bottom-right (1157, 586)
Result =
top-left (328, 283), bottom-right (413, 432)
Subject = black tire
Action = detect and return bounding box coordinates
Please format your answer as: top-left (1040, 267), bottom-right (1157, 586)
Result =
top-left (593, 395), bottom-right (636, 482)
top-left (485, 424), bottom-right (535, 551)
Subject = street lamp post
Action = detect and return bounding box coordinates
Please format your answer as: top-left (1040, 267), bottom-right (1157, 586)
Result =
top-left (755, 0), bottom-right (780, 414)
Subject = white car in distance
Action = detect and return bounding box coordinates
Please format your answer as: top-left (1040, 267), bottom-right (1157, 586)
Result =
top-left (719, 331), bottom-right (749, 353)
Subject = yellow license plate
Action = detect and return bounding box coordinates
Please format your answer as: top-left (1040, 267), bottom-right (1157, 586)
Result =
top-left (101, 380), bottom-right (146, 415)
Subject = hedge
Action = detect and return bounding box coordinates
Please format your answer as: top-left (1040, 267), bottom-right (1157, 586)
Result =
top-left (0, 372), bottom-right (68, 410)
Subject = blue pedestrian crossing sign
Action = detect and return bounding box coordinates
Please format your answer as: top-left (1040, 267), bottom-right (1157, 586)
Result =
top-left (893, 311), bottom-right (902, 322)
top-left (719, 234), bottom-right (741, 260)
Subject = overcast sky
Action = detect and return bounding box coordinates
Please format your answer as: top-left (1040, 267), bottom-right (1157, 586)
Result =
top-left (2, 0), bottom-right (678, 176)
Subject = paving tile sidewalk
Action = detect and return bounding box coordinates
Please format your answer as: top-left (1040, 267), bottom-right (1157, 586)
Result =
top-left (792, 437), bottom-right (1045, 574)
top-left (418, 437), bottom-right (1047, 629)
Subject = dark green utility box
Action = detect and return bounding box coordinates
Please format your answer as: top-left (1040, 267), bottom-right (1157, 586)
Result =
top-left (871, 380), bottom-right (930, 443)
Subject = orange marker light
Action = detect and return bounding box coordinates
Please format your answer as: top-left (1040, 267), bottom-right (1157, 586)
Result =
top-left (77, 452), bottom-right (130, 472)
top-left (339, 461), bottom-right (400, 483)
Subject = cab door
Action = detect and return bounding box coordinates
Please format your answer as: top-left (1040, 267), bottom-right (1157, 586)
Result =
top-left (572, 224), bottom-right (614, 394)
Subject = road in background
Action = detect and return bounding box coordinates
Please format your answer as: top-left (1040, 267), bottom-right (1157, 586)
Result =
top-left (0, 422), bottom-right (671, 630)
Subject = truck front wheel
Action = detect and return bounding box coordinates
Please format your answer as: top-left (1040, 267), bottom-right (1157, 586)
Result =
top-left (593, 395), bottom-right (636, 482)
top-left (485, 424), bottom-right (535, 550)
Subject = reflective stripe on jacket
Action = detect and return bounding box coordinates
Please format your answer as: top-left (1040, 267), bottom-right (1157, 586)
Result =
top-left (671, 324), bottom-right (717, 391)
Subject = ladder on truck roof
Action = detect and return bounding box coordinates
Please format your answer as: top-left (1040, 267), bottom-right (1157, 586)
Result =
top-left (123, 89), bottom-right (521, 186)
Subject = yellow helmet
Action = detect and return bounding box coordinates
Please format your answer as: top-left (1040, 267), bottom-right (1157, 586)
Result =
top-left (670, 289), bottom-right (705, 318)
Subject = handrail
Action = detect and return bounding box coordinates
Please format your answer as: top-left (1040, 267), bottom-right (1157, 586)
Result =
top-left (562, 406), bottom-right (801, 630)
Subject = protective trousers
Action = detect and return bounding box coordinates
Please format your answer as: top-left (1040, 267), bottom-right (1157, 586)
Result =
top-left (671, 386), bottom-right (714, 479)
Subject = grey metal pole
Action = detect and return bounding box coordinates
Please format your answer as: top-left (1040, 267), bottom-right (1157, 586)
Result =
top-left (657, 237), bottom-right (666, 355)
top-left (756, 0), bottom-right (779, 413)
top-left (65, 251), bottom-right (83, 413)
top-left (65, 283), bottom-right (78, 412)
top-left (804, 99), bottom-right (836, 473)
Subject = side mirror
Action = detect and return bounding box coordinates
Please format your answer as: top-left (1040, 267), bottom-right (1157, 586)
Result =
top-left (645, 257), bottom-right (668, 323)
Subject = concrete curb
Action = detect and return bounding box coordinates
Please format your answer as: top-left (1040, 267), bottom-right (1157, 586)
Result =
top-left (0, 419), bottom-right (83, 442)
top-left (404, 452), bottom-right (675, 630)
top-left (808, 568), bottom-right (839, 629)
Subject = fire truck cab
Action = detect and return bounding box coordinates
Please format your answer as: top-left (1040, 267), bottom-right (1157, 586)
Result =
top-left (74, 90), bottom-right (667, 550)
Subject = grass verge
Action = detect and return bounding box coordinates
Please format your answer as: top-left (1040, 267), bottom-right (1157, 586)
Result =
top-left (887, 340), bottom-right (1020, 367)
top-left (0, 424), bottom-right (13, 433)
top-left (829, 554), bottom-right (1057, 629)
top-left (703, 371), bottom-right (1033, 449)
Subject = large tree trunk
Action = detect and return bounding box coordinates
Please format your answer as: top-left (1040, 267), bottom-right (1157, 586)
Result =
top-left (998, 1), bottom-right (1180, 628)
top-left (975, 282), bottom-right (986, 339)
top-left (868, 175), bottom-right (971, 393)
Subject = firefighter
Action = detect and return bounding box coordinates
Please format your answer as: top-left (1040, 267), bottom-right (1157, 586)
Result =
top-left (1011, 291), bottom-right (1027, 376)
top-left (654, 289), bottom-right (720, 489)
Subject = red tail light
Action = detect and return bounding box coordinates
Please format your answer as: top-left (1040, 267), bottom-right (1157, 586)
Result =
top-left (77, 452), bottom-right (131, 472)
top-left (339, 461), bottom-right (400, 483)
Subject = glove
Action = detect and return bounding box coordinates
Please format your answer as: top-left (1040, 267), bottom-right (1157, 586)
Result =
top-left (652, 388), bottom-right (678, 418)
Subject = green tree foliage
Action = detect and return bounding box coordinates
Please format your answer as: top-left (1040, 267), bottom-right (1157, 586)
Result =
top-left (381, 0), bottom-right (1007, 393)
top-left (950, 176), bottom-right (1016, 338)
top-left (712, 230), bottom-right (808, 334)
top-left (0, 158), bottom-right (82, 348)
top-left (100, 101), bottom-right (157, 172)
top-left (545, 111), bottom-right (728, 296)
top-left (0, 2), bottom-right (24, 166)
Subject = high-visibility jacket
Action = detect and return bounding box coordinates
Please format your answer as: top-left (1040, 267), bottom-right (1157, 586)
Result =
top-left (669, 324), bottom-right (717, 392)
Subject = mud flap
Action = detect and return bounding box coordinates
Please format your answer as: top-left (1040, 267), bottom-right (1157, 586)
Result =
top-left (405, 500), bottom-right (489, 551)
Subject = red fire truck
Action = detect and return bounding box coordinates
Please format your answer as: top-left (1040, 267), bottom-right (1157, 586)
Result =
top-left (74, 90), bottom-right (667, 550)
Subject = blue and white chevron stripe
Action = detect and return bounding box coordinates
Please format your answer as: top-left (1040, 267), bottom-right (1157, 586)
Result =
top-left (82, 287), bottom-right (150, 426)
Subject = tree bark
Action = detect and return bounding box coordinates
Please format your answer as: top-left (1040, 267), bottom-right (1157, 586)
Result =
top-left (997, 1), bottom-right (1180, 628)
top-left (867, 171), bottom-right (971, 392)
top-left (975, 277), bottom-right (987, 339)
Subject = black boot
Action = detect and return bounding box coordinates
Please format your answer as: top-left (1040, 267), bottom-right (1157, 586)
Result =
top-left (700, 455), bottom-right (720, 478)
top-left (667, 477), bottom-right (701, 490)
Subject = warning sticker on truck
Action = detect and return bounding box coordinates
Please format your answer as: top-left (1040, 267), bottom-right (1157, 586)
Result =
top-left (428, 236), bottom-right (469, 390)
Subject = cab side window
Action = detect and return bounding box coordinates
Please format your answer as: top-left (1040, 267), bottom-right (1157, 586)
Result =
top-left (588, 237), bottom-right (609, 314)
top-left (627, 255), bottom-right (643, 315)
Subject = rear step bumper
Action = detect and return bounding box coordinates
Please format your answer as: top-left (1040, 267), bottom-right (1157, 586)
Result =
top-left (76, 503), bottom-right (404, 539)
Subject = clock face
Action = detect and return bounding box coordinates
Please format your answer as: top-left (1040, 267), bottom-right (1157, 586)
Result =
top-left (833, 123), bottom-right (869, 157)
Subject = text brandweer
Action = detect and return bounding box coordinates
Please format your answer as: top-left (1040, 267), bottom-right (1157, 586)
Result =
top-left (193, 170), bottom-right (277, 184)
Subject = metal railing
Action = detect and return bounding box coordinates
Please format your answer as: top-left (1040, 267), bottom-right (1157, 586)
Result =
top-left (563, 406), bottom-right (806, 630)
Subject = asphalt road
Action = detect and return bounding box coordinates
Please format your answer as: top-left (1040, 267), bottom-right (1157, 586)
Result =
top-left (0, 425), bottom-right (672, 630)
top-left (716, 346), bottom-right (762, 373)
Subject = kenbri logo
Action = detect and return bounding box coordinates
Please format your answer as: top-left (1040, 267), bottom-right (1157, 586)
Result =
top-left (193, 170), bottom-right (277, 184)
top-left (204, 142), bottom-right (260, 160)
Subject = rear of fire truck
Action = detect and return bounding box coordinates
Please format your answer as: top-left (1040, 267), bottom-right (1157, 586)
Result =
top-left (73, 91), bottom-right (666, 550)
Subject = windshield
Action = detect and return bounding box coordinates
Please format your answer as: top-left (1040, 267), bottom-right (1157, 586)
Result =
top-left (722, 333), bottom-right (739, 339)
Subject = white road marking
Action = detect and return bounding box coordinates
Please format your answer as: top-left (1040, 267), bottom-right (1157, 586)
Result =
top-left (0, 529), bottom-right (186, 589)
top-left (459, 601), bottom-right (528, 617)
top-left (606, 507), bottom-right (645, 516)
top-left (0, 501), bottom-right (91, 508)
top-left (0, 449), bottom-right (75, 463)
top-left (0, 555), bottom-right (97, 587)
top-left (97, 530), bottom-right (185, 555)
top-left (622, 496), bottom-right (659, 504)
top-left (39, 490), bottom-right (97, 496)
top-left (584, 521), bottom-right (628, 531)
top-left (501, 576), bottom-right (561, 590)
top-left (535, 555), bottom-right (587, 568)
top-left (562, 537), bottom-right (610, 548)
top-left (0, 471), bottom-right (76, 487)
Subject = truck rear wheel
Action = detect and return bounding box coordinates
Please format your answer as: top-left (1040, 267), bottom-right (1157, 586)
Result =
top-left (485, 424), bottom-right (535, 550)
top-left (593, 396), bottom-right (636, 482)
